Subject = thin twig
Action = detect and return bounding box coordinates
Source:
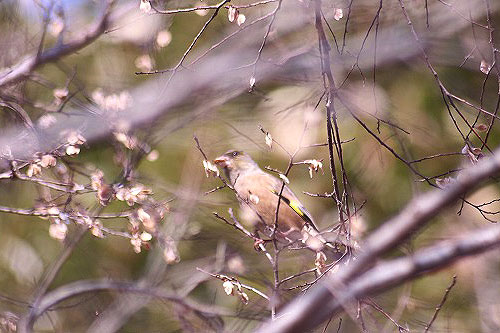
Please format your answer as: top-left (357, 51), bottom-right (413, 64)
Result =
top-left (0, 0), bottom-right (112, 87)
top-left (196, 267), bottom-right (270, 300)
top-left (423, 275), bottom-right (457, 333)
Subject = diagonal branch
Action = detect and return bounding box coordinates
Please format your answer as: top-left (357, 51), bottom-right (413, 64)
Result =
top-left (257, 143), bottom-right (500, 332)
top-left (259, 222), bottom-right (500, 332)
top-left (0, 1), bottom-right (113, 88)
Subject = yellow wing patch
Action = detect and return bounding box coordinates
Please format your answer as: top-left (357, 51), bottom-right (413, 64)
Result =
top-left (271, 189), bottom-right (317, 230)
top-left (288, 200), bottom-right (305, 217)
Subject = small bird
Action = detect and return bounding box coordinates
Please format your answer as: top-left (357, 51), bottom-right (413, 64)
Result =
top-left (213, 150), bottom-right (329, 252)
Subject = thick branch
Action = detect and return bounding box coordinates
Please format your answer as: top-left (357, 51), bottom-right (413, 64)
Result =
top-left (257, 144), bottom-right (500, 332)
top-left (310, 224), bottom-right (499, 325)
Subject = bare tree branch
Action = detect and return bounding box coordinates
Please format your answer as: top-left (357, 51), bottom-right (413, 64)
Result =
top-left (21, 279), bottom-right (230, 325)
top-left (0, 1), bottom-right (113, 88)
top-left (258, 144), bottom-right (500, 332)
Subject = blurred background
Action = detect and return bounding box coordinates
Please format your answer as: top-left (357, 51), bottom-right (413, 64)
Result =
top-left (1, 0), bottom-right (500, 331)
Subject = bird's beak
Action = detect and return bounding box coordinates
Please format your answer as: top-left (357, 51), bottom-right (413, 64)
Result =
top-left (213, 155), bottom-right (230, 168)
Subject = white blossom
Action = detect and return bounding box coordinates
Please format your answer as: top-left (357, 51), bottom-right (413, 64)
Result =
top-left (26, 164), bottom-right (42, 177)
top-left (156, 30), bottom-right (172, 47)
top-left (66, 145), bottom-right (80, 156)
top-left (49, 223), bottom-right (67, 241)
top-left (140, 231), bottom-right (152, 242)
top-left (333, 8), bottom-right (343, 21)
top-left (203, 160), bottom-right (220, 177)
top-left (223, 280), bottom-right (234, 295)
top-left (228, 6), bottom-right (238, 22)
top-left (140, 0), bottom-right (151, 14)
top-left (40, 155), bottom-right (57, 168)
top-left (237, 14), bottom-right (246, 26)
top-left (279, 173), bottom-right (290, 184)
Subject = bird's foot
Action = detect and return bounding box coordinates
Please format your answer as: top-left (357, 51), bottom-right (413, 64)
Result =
top-left (253, 238), bottom-right (266, 251)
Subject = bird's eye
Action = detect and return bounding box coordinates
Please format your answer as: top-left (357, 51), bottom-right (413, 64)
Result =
top-left (232, 151), bottom-right (238, 157)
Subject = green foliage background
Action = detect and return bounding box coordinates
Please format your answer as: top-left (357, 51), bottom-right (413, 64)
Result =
top-left (1, 0), bottom-right (500, 332)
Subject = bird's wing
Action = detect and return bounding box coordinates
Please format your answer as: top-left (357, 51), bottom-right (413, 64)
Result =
top-left (270, 181), bottom-right (320, 232)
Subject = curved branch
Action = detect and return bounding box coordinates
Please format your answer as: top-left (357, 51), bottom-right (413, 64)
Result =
top-left (21, 279), bottom-right (230, 331)
top-left (0, 1), bottom-right (112, 88)
top-left (259, 222), bottom-right (500, 332)
top-left (257, 144), bottom-right (500, 332)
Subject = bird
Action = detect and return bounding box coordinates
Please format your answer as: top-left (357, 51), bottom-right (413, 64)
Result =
top-left (213, 149), bottom-right (333, 252)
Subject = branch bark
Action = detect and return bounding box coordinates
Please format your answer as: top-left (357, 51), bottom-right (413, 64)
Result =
top-left (23, 279), bottom-right (229, 321)
top-left (0, 1), bottom-right (112, 88)
top-left (257, 145), bottom-right (500, 332)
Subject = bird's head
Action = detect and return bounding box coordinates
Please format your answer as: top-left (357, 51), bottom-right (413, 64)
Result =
top-left (213, 150), bottom-right (258, 175)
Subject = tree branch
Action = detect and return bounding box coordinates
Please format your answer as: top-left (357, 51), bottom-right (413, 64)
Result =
top-left (257, 144), bottom-right (500, 332)
top-left (0, 1), bottom-right (112, 88)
